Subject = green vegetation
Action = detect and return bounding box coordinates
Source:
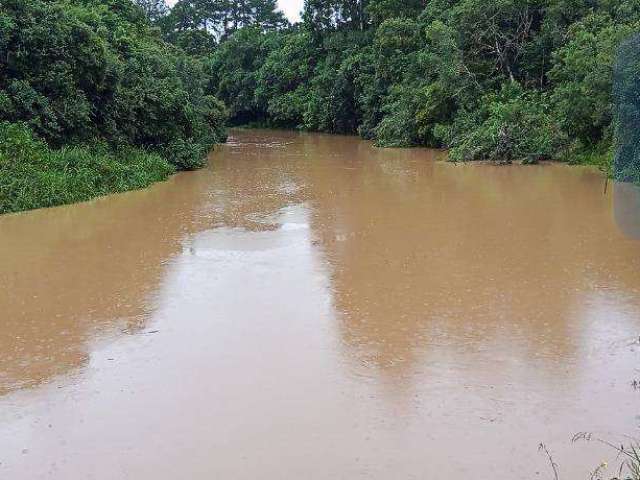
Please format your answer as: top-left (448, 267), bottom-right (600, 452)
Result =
top-left (0, 122), bottom-right (174, 214)
top-left (0, 0), bottom-right (227, 214)
top-left (2, 0), bottom-right (639, 215)
top-left (570, 433), bottom-right (640, 480)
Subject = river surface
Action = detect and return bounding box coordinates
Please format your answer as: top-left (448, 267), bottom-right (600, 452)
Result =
top-left (1, 129), bottom-right (639, 479)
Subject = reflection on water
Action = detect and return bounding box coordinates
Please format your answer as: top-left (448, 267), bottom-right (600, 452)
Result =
top-left (0, 129), bottom-right (639, 480)
top-left (0, 167), bottom-right (216, 394)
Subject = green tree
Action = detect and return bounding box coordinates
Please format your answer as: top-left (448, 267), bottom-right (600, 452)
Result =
top-left (303, 0), bottom-right (369, 32)
top-left (550, 13), bottom-right (640, 148)
top-left (209, 27), bottom-right (277, 122)
top-left (0, 0), bottom-right (226, 169)
top-left (366, 0), bottom-right (423, 25)
top-left (163, 0), bottom-right (287, 40)
top-left (134, 0), bottom-right (169, 22)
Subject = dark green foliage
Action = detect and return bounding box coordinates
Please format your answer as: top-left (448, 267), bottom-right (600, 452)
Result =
top-left (0, 0), bottom-right (227, 170)
top-left (162, 0), bottom-right (288, 40)
top-left (366, 0), bottom-right (424, 25)
top-left (303, 0), bottom-right (368, 32)
top-left (0, 122), bottom-right (174, 214)
top-left (303, 31), bottom-right (371, 133)
top-left (550, 14), bottom-right (639, 148)
top-left (134, 0), bottom-right (168, 22)
top-left (0, 0), bottom-right (229, 214)
top-left (4, 0), bottom-right (640, 217)
top-left (164, 27), bottom-right (218, 56)
top-left (446, 84), bottom-right (565, 162)
top-left (254, 31), bottom-right (318, 126)
top-left (209, 28), bottom-right (280, 123)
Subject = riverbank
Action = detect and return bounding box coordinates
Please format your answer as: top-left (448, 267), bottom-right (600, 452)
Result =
top-left (0, 123), bottom-right (175, 215)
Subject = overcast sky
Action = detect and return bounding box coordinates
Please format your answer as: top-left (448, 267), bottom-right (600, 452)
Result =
top-left (164, 0), bottom-right (303, 22)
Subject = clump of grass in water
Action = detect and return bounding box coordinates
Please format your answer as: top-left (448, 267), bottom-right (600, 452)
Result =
top-left (0, 122), bottom-right (175, 214)
top-left (539, 435), bottom-right (640, 480)
top-left (572, 433), bottom-right (640, 480)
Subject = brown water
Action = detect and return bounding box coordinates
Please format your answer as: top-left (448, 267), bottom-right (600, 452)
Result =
top-left (1, 129), bottom-right (639, 479)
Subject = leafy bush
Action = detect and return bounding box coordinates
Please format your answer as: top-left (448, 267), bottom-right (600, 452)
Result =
top-left (447, 84), bottom-right (565, 162)
top-left (209, 28), bottom-right (275, 124)
top-left (254, 32), bottom-right (318, 127)
top-left (303, 31), bottom-right (371, 133)
top-left (374, 85), bottom-right (419, 147)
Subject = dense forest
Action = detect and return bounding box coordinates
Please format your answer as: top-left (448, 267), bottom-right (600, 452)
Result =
top-left (1, 0), bottom-right (639, 214)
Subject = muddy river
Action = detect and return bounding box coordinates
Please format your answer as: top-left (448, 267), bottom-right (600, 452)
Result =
top-left (1, 129), bottom-right (639, 479)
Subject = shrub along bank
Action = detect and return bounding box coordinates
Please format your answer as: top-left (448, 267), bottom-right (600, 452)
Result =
top-left (0, 0), bottom-right (227, 214)
top-left (0, 123), bottom-right (174, 214)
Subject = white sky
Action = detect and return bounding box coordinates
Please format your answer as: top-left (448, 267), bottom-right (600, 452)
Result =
top-left (164, 0), bottom-right (303, 22)
top-left (277, 0), bottom-right (303, 22)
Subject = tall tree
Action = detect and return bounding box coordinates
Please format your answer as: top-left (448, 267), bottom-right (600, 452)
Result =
top-left (251, 0), bottom-right (288, 30)
top-left (164, 0), bottom-right (287, 39)
top-left (366, 0), bottom-right (424, 25)
top-left (303, 0), bottom-right (369, 31)
top-left (134, 0), bottom-right (169, 22)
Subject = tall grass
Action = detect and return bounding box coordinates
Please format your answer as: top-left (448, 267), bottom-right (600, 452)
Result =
top-left (572, 433), bottom-right (640, 480)
top-left (0, 123), bottom-right (175, 214)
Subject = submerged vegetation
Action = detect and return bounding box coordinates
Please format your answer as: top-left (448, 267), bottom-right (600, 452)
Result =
top-left (0, 0), bottom-right (639, 214)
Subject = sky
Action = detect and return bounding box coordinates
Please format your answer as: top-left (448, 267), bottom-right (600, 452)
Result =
top-left (277, 0), bottom-right (303, 22)
top-left (164, 0), bottom-right (303, 22)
